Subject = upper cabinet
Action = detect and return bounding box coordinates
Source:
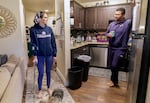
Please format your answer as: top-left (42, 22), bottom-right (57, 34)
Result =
top-left (71, 2), bottom-right (132, 30)
top-left (85, 3), bottom-right (132, 30)
top-left (71, 1), bottom-right (85, 29)
top-left (85, 7), bottom-right (96, 29)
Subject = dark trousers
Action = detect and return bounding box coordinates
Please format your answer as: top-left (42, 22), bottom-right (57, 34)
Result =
top-left (111, 68), bottom-right (119, 84)
top-left (108, 47), bottom-right (125, 85)
top-left (37, 56), bottom-right (53, 90)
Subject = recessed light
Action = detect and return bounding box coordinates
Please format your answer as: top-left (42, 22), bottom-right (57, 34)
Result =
top-left (44, 10), bottom-right (49, 12)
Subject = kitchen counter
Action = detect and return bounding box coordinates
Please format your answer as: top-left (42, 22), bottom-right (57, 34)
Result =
top-left (71, 41), bottom-right (109, 50)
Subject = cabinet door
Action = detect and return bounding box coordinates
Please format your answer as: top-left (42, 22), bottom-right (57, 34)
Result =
top-left (85, 7), bottom-right (96, 29)
top-left (80, 7), bottom-right (85, 28)
top-left (96, 7), bottom-right (101, 29)
top-left (103, 5), bottom-right (132, 30)
top-left (85, 4), bottom-right (132, 30)
top-left (124, 5), bottom-right (132, 19)
top-left (72, 2), bottom-right (85, 29)
top-left (71, 46), bottom-right (89, 66)
top-left (70, 2), bottom-right (74, 17)
top-left (73, 2), bottom-right (80, 28)
top-left (103, 6), bottom-right (116, 29)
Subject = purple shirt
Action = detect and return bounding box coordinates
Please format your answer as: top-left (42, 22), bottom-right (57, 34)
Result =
top-left (105, 19), bottom-right (132, 49)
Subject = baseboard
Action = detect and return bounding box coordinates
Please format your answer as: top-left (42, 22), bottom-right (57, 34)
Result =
top-left (55, 67), bottom-right (69, 86)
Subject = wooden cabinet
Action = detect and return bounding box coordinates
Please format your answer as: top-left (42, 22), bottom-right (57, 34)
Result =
top-left (71, 1), bottom-right (85, 29)
top-left (85, 4), bottom-right (132, 30)
top-left (71, 45), bottom-right (89, 66)
top-left (85, 7), bottom-right (107, 30)
top-left (85, 7), bottom-right (96, 29)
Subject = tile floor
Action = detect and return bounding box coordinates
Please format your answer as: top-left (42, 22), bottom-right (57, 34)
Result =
top-left (89, 67), bottom-right (128, 82)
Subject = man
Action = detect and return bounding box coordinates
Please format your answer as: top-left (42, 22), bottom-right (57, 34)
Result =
top-left (105, 8), bottom-right (132, 87)
top-left (30, 11), bottom-right (57, 98)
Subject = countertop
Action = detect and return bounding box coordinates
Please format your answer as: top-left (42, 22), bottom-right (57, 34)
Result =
top-left (71, 41), bottom-right (131, 50)
top-left (71, 41), bottom-right (109, 50)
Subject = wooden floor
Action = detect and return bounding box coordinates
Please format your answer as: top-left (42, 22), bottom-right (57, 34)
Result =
top-left (67, 75), bottom-right (127, 103)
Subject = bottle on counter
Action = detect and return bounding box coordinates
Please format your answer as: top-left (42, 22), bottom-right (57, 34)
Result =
top-left (86, 34), bottom-right (92, 42)
top-left (81, 36), bottom-right (85, 42)
top-left (70, 36), bottom-right (75, 47)
top-left (76, 35), bottom-right (82, 43)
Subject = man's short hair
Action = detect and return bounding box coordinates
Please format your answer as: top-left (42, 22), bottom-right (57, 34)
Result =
top-left (116, 8), bottom-right (126, 15)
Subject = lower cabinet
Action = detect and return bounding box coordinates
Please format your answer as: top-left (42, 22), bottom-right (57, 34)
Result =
top-left (71, 45), bottom-right (89, 67)
top-left (71, 44), bottom-right (108, 68)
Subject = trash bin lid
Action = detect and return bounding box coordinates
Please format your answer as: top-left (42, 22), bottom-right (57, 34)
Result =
top-left (77, 55), bottom-right (91, 62)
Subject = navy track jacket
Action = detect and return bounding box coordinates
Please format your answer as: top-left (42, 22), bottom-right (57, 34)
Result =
top-left (30, 24), bottom-right (57, 57)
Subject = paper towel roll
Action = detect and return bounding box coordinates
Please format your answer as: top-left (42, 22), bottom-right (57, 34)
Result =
top-left (132, 3), bottom-right (141, 31)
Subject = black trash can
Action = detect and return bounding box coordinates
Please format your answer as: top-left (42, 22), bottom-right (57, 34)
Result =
top-left (68, 66), bottom-right (83, 90)
top-left (74, 55), bottom-right (91, 82)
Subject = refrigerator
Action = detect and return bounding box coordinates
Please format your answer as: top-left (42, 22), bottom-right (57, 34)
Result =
top-left (126, 0), bottom-right (150, 103)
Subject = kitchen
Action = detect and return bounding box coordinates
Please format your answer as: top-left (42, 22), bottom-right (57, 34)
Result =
top-left (70, 1), bottom-right (132, 103)
top-left (70, 0), bottom-right (132, 68)
top-left (22, 0), bottom-right (150, 103)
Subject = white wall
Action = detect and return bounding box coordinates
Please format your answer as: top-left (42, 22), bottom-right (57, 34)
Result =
top-left (0, 0), bottom-right (28, 69)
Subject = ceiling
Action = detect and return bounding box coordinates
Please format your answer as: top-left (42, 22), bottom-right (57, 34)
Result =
top-left (76, 0), bottom-right (103, 3)
top-left (22, 0), bottom-right (55, 13)
top-left (22, 0), bottom-right (101, 13)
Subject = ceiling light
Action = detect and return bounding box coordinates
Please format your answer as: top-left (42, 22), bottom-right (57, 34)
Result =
top-left (44, 10), bottom-right (49, 12)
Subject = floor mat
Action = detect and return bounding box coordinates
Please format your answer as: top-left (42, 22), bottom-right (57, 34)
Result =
top-left (24, 67), bottom-right (74, 103)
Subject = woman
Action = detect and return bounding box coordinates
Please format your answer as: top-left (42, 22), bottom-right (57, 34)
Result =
top-left (30, 11), bottom-right (57, 98)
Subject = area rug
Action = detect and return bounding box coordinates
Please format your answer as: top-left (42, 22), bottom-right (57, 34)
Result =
top-left (24, 67), bottom-right (75, 103)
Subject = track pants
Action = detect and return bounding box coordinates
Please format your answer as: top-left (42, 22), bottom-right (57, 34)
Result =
top-left (108, 48), bottom-right (125, 85)
top-left (37, 56), bottom-right (53, 90)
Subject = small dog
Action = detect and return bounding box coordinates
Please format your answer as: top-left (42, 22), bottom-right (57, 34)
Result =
top-left (50, 89), bottom-right (64, 103)
top-left (40, 89), bottom-right (64, 103)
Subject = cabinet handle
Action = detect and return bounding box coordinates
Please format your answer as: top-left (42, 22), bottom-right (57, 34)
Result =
top-left (93, 24), bottom-right (96, 28)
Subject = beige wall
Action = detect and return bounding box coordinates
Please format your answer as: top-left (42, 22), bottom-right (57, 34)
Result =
top-left (24, 10), bottom-right (35, 27)
top-left (55, 0), bottom-right (70, 85)
top-left (24, 10), bottom-right (55, 27)
top-left (64, 0), bottom-right (71, 85)
top-left (0, 0), bottom-right (28, 69)
top-left (55, 0), bottom-right (65, 81)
